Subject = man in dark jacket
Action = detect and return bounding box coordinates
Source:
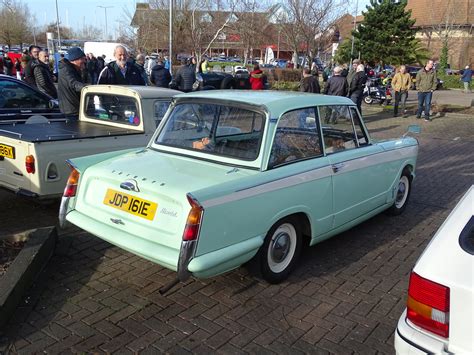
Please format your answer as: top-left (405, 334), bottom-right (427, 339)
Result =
top-left (98, 45), bottom-right (145, 85)
top-left (58, 47), bottom-right (86, 117)
top-left (300, 67), bottom-right (320, 93)
top-left (86, 53), bottom-right (98, 84)
top-left (348, 64), bottom-right (367, 114)
top-left (32, 50), bottom-right (57, 99)
top-left (150, 60), bottom-right (171, 88)
top-left (96, 55), bottom-right (105, 73)
top-left (24, 45), bottom-right (41, 86)
top-left (173, 59), bottom-right (196, 92)
top-left (323, 66), bottom-right (348, 96)
top-left (3, 55), bottom-right (13, 76)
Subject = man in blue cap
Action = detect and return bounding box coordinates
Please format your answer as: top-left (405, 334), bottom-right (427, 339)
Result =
top-left (58, 47), bottom-right (87, 117)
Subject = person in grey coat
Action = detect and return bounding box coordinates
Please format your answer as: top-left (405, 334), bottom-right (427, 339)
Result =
top-left (32, 50), bottom-right (57, 99)
top-left (323, 66), bottom-right (348, 96)
top-left (58, 47), bottom-right (87, 117)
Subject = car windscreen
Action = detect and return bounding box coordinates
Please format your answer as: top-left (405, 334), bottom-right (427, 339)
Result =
top-left (155, 103), bottom-right (265, 161)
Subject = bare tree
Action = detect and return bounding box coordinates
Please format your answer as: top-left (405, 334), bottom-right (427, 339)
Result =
top-left (423, 0), bottom-right (465, 68)
top-left (233, 0), bottom-right (270, 63)
top-left (0, 0), bottom-right (32, 49)
top-left (74, 25), bottom-right (102, 41)
top-left (277, 0), bottom-right (347, 63)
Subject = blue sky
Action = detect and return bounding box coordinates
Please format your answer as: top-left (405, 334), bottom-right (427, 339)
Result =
top-left (28, 0), bottom-right (137, 37)
top-left (27, 0), bottom-right (372, 35)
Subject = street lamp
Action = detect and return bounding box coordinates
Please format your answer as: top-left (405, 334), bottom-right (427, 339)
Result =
top-left (55, 0), bottom-right (61, 50)
top-left (97, 5), bottom-right (114, 40)
top-left (350, 0), bottom-right (359, 60)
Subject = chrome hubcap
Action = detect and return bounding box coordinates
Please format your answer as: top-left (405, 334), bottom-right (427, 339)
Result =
top-left (271, 232), bottom-right (291, 264)
top-left (395, 176), bottom-right (409, 208)
top-left (396, 182), bottom-right (406, 202)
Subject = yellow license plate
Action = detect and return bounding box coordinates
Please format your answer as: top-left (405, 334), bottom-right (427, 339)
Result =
top-left (0, 143), bottom-right (15, 159)
top-left (103, 189), bottom-right (158, 221)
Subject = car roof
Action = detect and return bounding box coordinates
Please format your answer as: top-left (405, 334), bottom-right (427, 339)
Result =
top-left (174, 90), bottom-right (355, 117)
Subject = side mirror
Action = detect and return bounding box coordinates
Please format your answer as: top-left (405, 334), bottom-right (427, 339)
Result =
top-left (49, 99), bottom-right (59, 109)
top-left (403, 124), bottom-right (421, 137)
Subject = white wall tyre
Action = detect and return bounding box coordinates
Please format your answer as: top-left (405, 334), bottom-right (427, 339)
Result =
top-left (260, 217), bottom-right (302, 283)
top-left (364, 96), bottom-right (373, 104)
top-left (387, 172), bottom-right (412, 216)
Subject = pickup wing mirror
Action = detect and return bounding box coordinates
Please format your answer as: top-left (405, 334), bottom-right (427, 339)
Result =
top-left (49, 99), bottom-right (59, 109)
top-left (403, 124), bottom-right (421, 137)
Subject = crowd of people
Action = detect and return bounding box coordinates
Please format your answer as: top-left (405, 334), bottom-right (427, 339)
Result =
top-left (1, 44), bottom-right (471, 122)
top-left (303, 58), bottom-right (472, 122)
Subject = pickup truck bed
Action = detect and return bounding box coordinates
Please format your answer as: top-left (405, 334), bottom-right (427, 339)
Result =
top-left (0, 121), bottom-right (140, 143)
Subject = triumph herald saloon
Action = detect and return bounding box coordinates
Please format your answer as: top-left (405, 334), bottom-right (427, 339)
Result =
top-left (60, 91), bottom-right (419, 287)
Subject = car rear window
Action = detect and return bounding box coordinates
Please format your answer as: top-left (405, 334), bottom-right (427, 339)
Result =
top-left (83, 93), bottom-right (141, 126)
top-left (459, 216), bottom-right (474, 255)
top-left (156, 103), bottom-right (265, 161)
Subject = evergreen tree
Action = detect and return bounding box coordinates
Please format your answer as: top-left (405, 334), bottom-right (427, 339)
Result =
top-left (349, 0), bottom-right (421, 66)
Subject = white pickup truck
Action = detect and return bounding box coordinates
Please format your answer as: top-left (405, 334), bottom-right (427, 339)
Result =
top-left (0, 85), bottom-right (178, 199)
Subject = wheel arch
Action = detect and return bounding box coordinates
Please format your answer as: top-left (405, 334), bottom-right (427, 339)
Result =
top-left (268, 210), bottom-right (312, 248)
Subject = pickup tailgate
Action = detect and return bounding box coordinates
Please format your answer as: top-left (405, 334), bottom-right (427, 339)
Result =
top-left (0, 136), bottom-right (32, 193)
top-left (69, 149), bottom-right (253, 268)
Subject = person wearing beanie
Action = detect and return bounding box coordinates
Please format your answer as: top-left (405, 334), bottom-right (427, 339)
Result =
top-left (57, 47), bottom-right (87, 117)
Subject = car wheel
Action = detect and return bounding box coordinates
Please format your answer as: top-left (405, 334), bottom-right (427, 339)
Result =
top-left (364, 96), bottom-right (373, 104)
top-left (260, 217), bottom-right (302, 283)
top-left (387, 171), bottom-right (412, 216)
top-left (220, 76), bottom-right (235, 89)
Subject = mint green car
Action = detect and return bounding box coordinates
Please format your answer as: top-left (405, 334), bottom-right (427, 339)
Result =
top-left (60, 91), bottom-right (419, 285)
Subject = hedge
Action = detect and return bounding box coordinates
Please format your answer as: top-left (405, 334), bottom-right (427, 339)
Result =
top-left (438, 73), bottom-right (464, 89)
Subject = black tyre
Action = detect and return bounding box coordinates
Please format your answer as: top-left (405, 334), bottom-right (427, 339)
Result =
top-left (260, 217), bottom-right (302, 283)
top-left (387, 171), bottom-right (412, 216)
top-left (220, 76), bottom-right (235, 89)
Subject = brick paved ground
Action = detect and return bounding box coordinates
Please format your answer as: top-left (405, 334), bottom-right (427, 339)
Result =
top-left (0, 109), bottom-right (472, 354)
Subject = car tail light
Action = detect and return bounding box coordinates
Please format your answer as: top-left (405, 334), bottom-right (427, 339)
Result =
top-left (63, 168), bottom-right (80, 197)
top-left (407, 272), bottom-right (450, 338)
top-left (25, 155), bottom-right (35, 174)
top-left (182, 194), bottom-right (203, 241)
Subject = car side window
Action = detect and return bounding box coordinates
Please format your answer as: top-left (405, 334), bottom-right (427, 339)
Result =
top-left (269, 107), bottom-right (322, 168)
top-left (350, 107), bottom-right (369, 146)
top-left (319, 105), bottom-right (357, 154)
top-left (154, 100), bottom-right (171, 127)
top-left (0, 80), bottom-right (49, 109)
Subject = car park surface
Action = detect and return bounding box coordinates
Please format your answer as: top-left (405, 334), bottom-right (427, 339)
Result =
top-left (0, 106), bottom-right (472, 353)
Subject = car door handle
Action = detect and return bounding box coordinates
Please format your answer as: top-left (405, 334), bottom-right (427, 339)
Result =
top-left (332, 163), bottom-right (345, 173)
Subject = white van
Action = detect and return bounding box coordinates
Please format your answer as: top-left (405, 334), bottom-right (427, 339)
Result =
top-left (83, 42), bottom-right (132, 63)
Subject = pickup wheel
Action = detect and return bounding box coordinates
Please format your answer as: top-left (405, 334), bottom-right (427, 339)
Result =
top-left (387, 171), bottom-right (412, 216)
top-left (260, 217), bottom-right (302, 283)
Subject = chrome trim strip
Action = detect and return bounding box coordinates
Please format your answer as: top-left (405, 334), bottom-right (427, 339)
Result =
top-left (201, 145), bottom-right (418, 209)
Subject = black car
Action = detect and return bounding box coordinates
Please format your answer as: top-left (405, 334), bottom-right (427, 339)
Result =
top-left (0, 75), bottom-right (64, 123)
top-left (197, 71), bottom-right (251, 90)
